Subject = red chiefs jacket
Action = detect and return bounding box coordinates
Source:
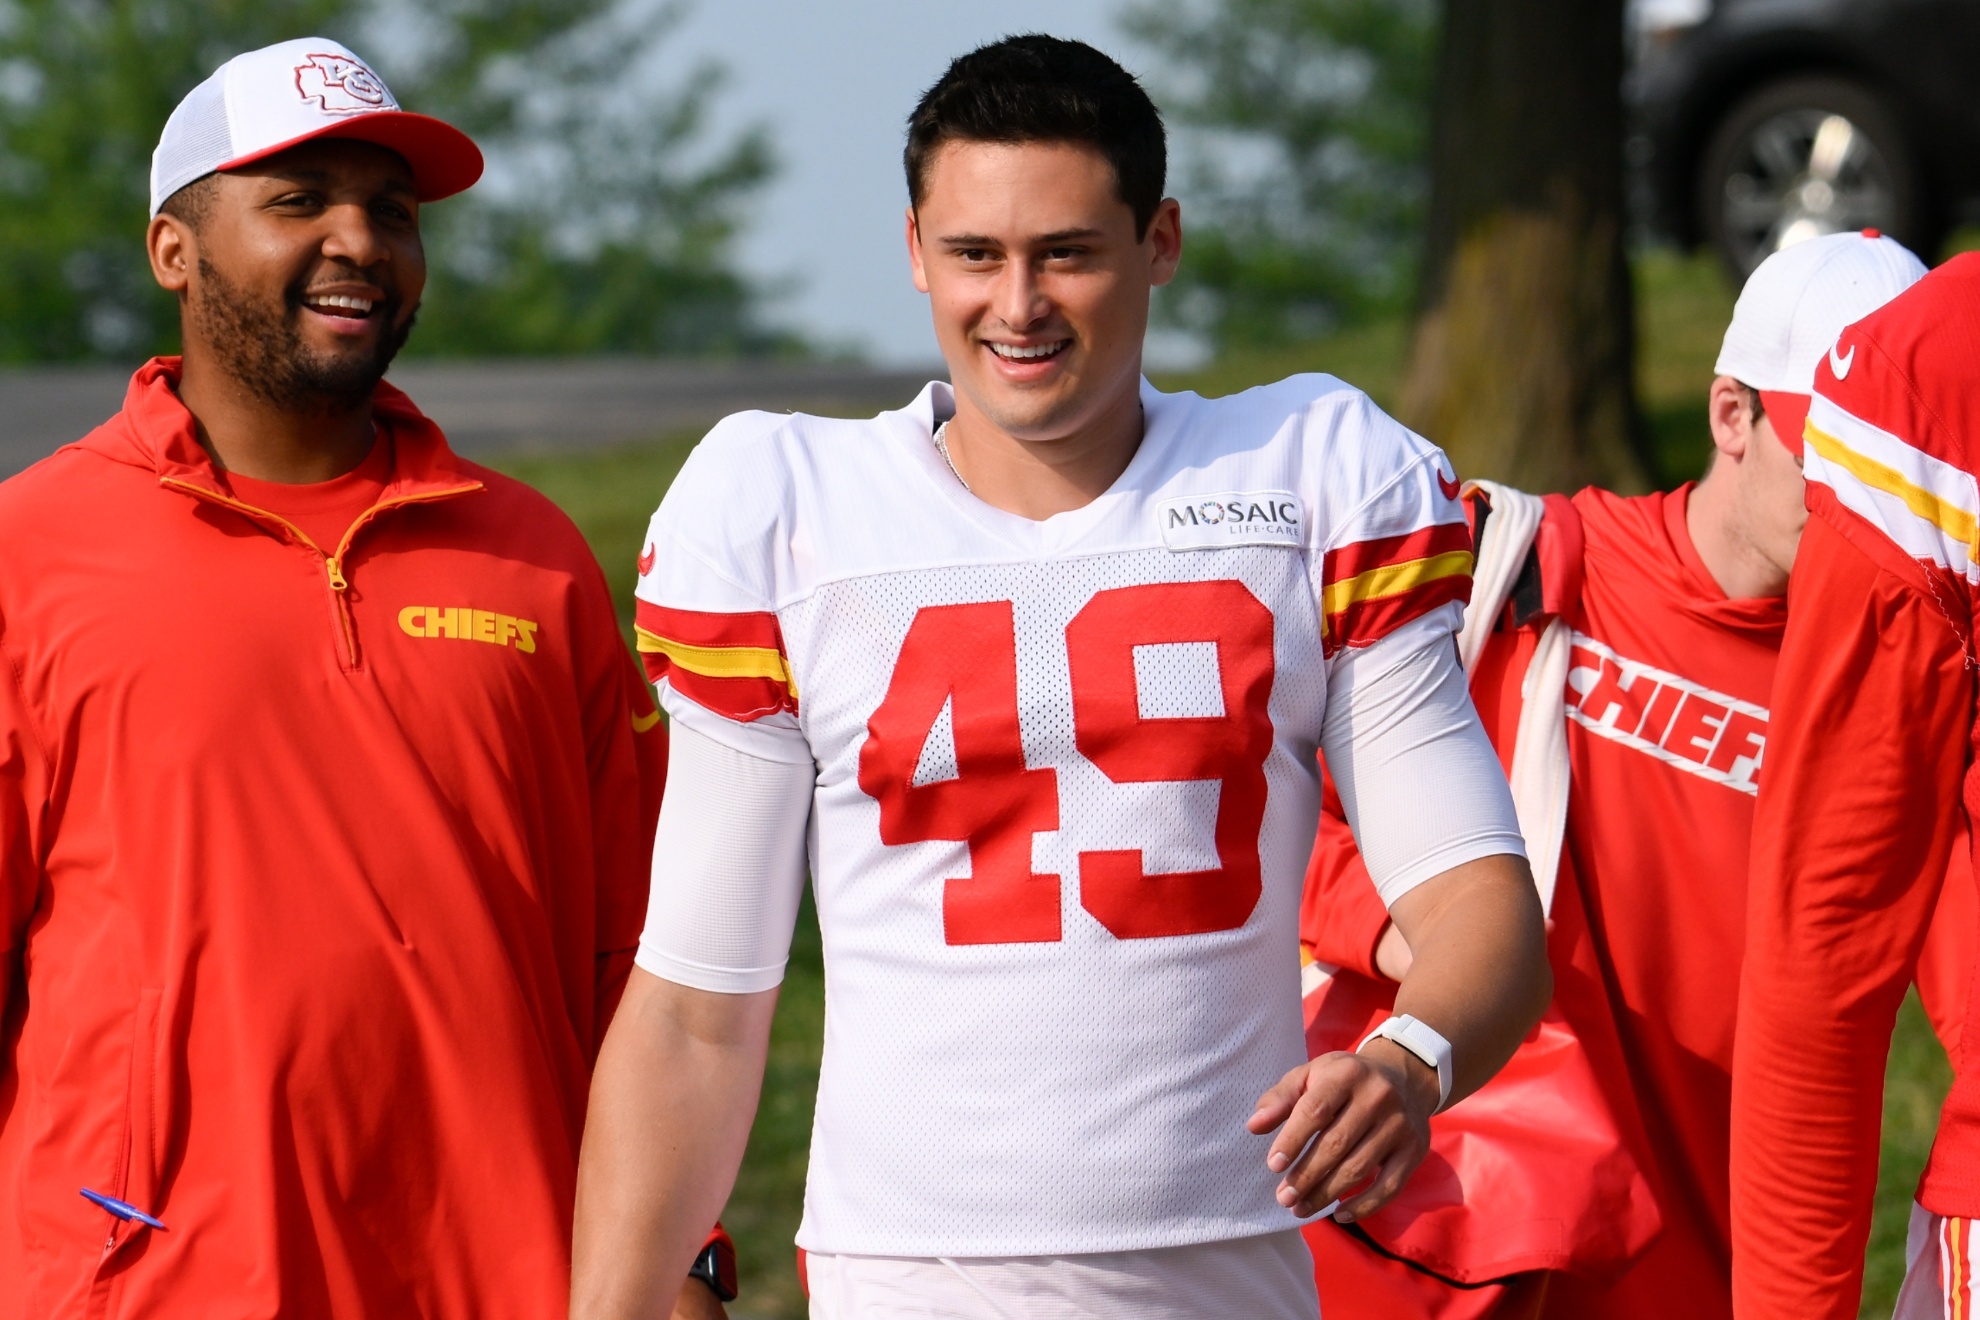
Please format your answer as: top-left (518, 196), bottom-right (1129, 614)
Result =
top-left (0, 360), bottom-right (665, 1317)
top-left (1305, 485), bottom-right (1972, 1320)
top-left (1733, 254), bottom-right (1980, 1318)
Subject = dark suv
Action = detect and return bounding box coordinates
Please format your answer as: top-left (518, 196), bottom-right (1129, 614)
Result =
top-left (1628, 0), bottom-right (1980, 275)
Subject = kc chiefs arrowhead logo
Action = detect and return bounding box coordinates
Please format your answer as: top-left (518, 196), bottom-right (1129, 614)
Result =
top-left (637, 543), bottom-right (656, 576)
top-left (294, 53), bottom-right (395, 115)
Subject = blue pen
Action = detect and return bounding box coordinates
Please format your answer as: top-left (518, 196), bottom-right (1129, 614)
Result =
top-left (79, 1188), bottom-right (166, 1231)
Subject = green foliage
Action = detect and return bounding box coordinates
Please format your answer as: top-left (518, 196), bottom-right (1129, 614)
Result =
top-left (0, 0), bottom-right (782, 362)
top-left (1126, 0), bottom-right (1436, 351)
top-left (404, 1), bottom-right (793, 357)
top-left (0, 0), bottom-right (354, 359)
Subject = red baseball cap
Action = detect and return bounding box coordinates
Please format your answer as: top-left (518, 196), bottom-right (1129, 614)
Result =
top-left (1756, 390), bottom-right (1811, 457)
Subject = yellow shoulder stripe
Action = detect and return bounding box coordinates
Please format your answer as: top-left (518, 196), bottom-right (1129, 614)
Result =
top-left (1321, 549), bottom-right (1473, 618)
top-left (1804, 420), bottom-right (1977, 552)
top-left (635, 627), bottom-right (799, 699)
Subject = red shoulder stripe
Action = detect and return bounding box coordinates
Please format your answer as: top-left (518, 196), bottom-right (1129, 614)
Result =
top-left (1323, 519), bottom-right (1472, 585)
top-left (634, 600), bottom-right (798, 722)
top-left (1325, 574), bottom-right (1472, 656)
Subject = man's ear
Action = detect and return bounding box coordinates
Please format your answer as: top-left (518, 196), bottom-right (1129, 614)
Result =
top-left (1145, 197), bottom-right (1183, 289)
top-left (1706, 375), bottom-right (1753, 464)
top-left (148, 214), bottom-right (195, 295)
top-left (906, 205), bottom-right (930, 295)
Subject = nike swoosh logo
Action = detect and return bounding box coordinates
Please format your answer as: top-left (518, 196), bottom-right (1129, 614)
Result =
top-left (1437, 470), bottom-right (1462, 501)
top-left (631, 708), bottom-right (662, 733)
top-left (1829, 341), bottom-right (1855, 380)
top-left (637, 543), bottom-right (656, 576)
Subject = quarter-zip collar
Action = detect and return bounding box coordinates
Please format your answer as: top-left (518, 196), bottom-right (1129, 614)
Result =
top-left (102, 356), bottom-right (484, 507)
top-left (101, 357), bottom-right (486, 668)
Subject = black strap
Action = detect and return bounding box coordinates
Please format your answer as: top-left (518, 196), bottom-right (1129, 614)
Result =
top-left (1330, 1216), bottom-right (1526, 1292)
top-left (1509, 542), bottom-right (1547, 627)
top-left (688, 1239), bottom-right (739, 1302)
top-left (1467, 486), bottom-right (1551, 630)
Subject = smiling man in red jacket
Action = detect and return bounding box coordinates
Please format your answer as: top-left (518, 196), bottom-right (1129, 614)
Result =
top-left (0, 38), bottom-right (729, 1319)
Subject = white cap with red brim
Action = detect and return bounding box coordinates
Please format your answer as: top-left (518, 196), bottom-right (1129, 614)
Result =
top-left (149, 37), bottom-right (483, 218)
top-left (1713, 229), bottom-right (1927, 456)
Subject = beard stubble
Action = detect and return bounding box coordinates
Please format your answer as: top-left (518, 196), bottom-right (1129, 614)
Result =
top-left (189, 256), bottom-right (416, 413)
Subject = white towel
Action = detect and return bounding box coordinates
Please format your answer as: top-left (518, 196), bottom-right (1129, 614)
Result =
top-left (1453, 481), bottom-right (1572, 916)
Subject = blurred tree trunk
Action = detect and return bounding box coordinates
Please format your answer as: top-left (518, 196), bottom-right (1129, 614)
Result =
top-left (1399, 0), bottom-right (1655, 493)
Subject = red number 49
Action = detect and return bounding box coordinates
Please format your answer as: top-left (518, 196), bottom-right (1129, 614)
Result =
top-left (856, 581), bottom-right (1276, 945)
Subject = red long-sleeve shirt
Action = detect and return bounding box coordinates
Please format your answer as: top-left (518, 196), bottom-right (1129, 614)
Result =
top-left (0, 361), bottom-right (667, 1317)
top-left (1308, 484), bottom-right (1972, 1319)
top-left (1733, 254), bottom-right (1980, 1319)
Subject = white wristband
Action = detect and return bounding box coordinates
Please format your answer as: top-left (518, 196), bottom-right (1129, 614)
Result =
top-left (1358, 1013), bottom-right (1454, 1111)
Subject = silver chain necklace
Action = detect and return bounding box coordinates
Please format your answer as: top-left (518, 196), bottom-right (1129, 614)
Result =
top-left (931, 419), bottom-right (971, 493)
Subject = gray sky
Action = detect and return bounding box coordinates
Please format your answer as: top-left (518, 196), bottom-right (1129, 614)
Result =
top-left (663, 0), bottom-right (1135, 366)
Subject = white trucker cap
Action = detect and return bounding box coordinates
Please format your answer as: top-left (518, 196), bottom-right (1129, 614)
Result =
top-left (1713, 229), bottom-right (1926, 454)
top-left (149, 38), bottom-right (483, 217)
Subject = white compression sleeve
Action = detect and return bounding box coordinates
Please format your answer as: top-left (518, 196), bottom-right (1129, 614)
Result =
top-left (1322, 614), bottom-right (1528, 906)
top-left (635, 719), bottom-right (814, 994)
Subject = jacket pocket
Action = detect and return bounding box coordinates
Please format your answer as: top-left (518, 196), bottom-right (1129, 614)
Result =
top-left (84, 987), bottom-right (161, 1318)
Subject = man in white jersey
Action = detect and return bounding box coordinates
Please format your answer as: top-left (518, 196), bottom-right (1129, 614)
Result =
top-left (570, 36), bottom-right (1551, 1320)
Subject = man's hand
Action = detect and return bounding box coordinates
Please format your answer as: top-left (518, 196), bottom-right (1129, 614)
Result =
top-left (670, 1278), bottom-right (728, 1320)
top-left (1249, 853), bottom-right (1548, 1225)
top-left (1247, 1039), bottom-right (1440, 1222)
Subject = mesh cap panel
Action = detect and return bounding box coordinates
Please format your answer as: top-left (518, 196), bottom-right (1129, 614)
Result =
top-left (150, 72), bottom-right (232, 216)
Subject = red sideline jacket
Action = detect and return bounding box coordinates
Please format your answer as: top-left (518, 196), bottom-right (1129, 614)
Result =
top-left (1733, 253), bottom-right (1980, 1318)
top-left (0, 361), bottom-right (668, 1317)
top-left (1306, 485), bottom-right (1972, 1320)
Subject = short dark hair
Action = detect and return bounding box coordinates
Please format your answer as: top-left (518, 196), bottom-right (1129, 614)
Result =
top-left (1737, 381), bottom-right (1766, 425)
top-left (159, 174), bottom-right (218, 231)
top-left (904, 35), bottom-right (1167, 238)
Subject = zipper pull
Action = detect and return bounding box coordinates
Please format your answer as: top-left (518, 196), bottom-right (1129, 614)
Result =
top-left (326, 558), bottom-right (348, 591)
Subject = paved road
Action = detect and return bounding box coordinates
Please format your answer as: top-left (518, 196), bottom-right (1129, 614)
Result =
top-left (0, 358), bottom-right (942, 478)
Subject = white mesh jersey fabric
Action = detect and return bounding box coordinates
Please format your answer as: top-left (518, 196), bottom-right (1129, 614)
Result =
top-left (636, 720), bottom-right (812, 994)
top-left (635, 375), bottom-right (1513, 1257)
top-left (778, 545), bottom-right (1325, 1254)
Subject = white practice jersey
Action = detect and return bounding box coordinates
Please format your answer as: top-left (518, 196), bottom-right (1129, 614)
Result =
top-left (634, 376), bottom-right (1493, 1257)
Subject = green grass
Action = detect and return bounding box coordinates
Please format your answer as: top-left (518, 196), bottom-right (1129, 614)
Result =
top-left (1869, 991), bottom-right (1953, 1313)
top-left (483, 247), bottom-right (1948, 1317)
top-left (490, 436), bottom-right (700, 645)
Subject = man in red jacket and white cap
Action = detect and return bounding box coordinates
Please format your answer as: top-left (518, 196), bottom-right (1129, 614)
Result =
top-left (1300, 229), bottom-right (1964, 1320)
top-left (0, 39), bottom-right (730, 1318)
top-left (1731, 249), bottom-right (1980, 1317)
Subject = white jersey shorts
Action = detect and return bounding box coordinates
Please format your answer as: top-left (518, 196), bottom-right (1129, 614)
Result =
top-left (803, 1232), bottom-right (1319, 1320)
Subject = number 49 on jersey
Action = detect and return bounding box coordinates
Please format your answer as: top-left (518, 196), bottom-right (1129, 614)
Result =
top-left (856, 580), bottom-right (1277, 946)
